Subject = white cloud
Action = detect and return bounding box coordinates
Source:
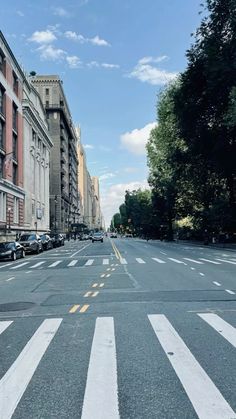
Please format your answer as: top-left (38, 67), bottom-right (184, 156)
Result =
top-left (53, 7), bottom-right (71, 17)
top-left (101, 180), bottom-right (149, 227)
top-left (83, 144), bottom-right (94, 149)
top-left (99, 173), bottom-right (116, 181)
top-left (64, 31), bottom-right (110, 46)
top-left (120, 122), bottom-right (156, 155)
top-left (66, 55), bottom-right (82, 68)
top-left (128, 56), bottom-right (177, 85)
top-left (16, 10), bottom-right (24, 17)
top-left (37, 44), bottom-right (66, 61)
top-left (28, 30), bottom-right (57, 44)
top-left (101, 63), bottom-right (120, 69)
top-left (87, 61), bottom-right (100, 68)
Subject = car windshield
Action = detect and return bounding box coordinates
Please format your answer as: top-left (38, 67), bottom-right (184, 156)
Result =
top-left (0, 243), bottom-right (14, 250)
top-left (94, 233), bottom-right (102, 236)
top-left (20, 235), bottom-right (36, 241)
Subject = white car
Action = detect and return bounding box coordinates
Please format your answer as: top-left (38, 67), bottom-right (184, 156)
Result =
top-left (92, 232), bottom-right (104, 243)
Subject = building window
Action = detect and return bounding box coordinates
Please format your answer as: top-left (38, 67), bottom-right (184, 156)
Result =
top-left (13, 133), bottom-right (17, 160)
top-left (0, 85), bottom-right (5, 116)
top-left (0, 191), bottom-right (6, 221)
top-left (13, 197), bottom-right (19, 224)
top-left (13, 72), bottom-right (18, 96)
top-left (32, 200), bottom-right (35, 215)
top-left (0, 119), bottom-right (5, 150)
top-left (0, 155), bottom-right (4, 178)
top-left (0, 51), bottom-right (5, 76)
top-left (12, 104), bottom-right (18, 132)
top-left (45, 88), bottom-right (49, 95)
top-left (45, 100), bottom-right (49, 107)
top-left (12, 163), bottom-right (18, 185)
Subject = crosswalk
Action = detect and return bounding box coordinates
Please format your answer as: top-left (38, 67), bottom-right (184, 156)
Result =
top-left (0, 255), bottom-right (235, 271)
top-left (0, 312), bottom-right (235, 418)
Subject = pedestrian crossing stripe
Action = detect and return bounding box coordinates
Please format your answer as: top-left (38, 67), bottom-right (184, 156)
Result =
top-left (0, 314), bottom-right (235, 418)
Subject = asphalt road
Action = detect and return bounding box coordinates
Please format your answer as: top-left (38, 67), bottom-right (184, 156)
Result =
top-left (0, 237), bottom-right (236, 419)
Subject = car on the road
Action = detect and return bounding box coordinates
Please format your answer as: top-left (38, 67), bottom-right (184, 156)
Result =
top-left (19, 234), bottom-right (43, 254)
top-left (40, 234), bottom-right (53, 250)
top-left (91, 232), bottom-right (104, 243)
top-left (49, 233), bottom-right (65, 247)
top-left (0, 241), bottom-right (26, 261)
top-left (110, 233), bottom-right (117, 238)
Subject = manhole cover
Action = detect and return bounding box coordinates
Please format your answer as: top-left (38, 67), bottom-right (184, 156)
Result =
top-left (0, 302), bottom-right (35, 312)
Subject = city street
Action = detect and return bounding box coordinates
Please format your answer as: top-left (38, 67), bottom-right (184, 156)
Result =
top-left (0, 237), bottom-right (236, 418)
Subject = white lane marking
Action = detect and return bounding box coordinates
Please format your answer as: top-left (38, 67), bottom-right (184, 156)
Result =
top-left (148, 314), bottom-right (236, 419)
top-left (199, 273), bottom-right (205, 276)
top-left (152, 258), bottom-right (166, 264)
top-left (168, 258), bottom-right (186, 264)
top-left (0, 318), bottom-right (62, 418)
top-left (6, 277), bottom-right (15, 282)
top-left (136, 258), bottom-right (145, 264)
top-left (48, 261), bottom-right (62, 268)
top-left (0, 263), bottom-right (13, 269)
top-left (107, 268), bottom-right (111, 271)
top-left (25, 271), bottom-right (32, 274)
top-left (84, 291), bottom-right (92, 297)
top-left (103, 259), bottom-right (109, 265)
top-left (106, 274), bottom-right (111, 278)
top-left (85, 259), bottom-right (94, 266)
top-left (183, 258), bottom-right (203, 264)
top-left (0, 321), bottom-right (13, 335)
top-left (67, 260), bottom-right (78, 267)
top-left (81, 317), bottom-right (119, 419)
top-left (99, 283), bottom-right (104, 287)
top-left (213, 281), bottom-right (221, 287)
top-left (225, 289), bottom-right (235, 295)
top-left (92, 284), bottom-right (98, 288)
top-left (216, 259), bottom-right (236, 265)
top-left (10, 262), bottom-right (29, 270)
top-left (92, 291), bottom-right (99, 297)
top-left (101, 274), bottom-right (105, 278)
top-left (198, 313), bottom-right (236, 348)
top-left (191, 267), bottom-right (195, 271)
top-left (120, 258), bottom-right (127, 265)
top-left (160, 251), bottom-right (167, 255)
top-left (111, 268), bottom-right (115, 271)
top-left (30, 261), bottom-right (46, 269)
top-left (70, 243), bottom-right (91, 258)
top-left (199, 258), bottom-right (221, 265)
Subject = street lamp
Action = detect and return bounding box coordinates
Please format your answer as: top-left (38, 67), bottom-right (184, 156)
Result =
top-left (54, 195), bottom-right (58, 232)
top-left (8, 207), bottom-right (11, 232)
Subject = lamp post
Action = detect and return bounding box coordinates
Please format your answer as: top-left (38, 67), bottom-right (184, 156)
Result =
top-left (8, 207), bottom-right (11, 232)
top-left (54, 195), bottom-right (58, 232)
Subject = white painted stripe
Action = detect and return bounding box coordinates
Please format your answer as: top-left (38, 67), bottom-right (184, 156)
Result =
top-left (148, 314), bottom-right (236, 419)
top-left (199, 258), bottom-right (221, 265)
top-left (85, 259), bottom-right (94, 266)
top-left (106, 274), bottom-right (111, 278)
top-left (198, 313), bottom-right (236, 348)
top-left (183, 258), bottom-right (203, 264)
top-left (48, 261), bottom-right (62, 268)
top-left (6, 277), bottom-right (15, 282)
top-left (136, 258), bottom-right (145, 264)
top-left (225, 289), bottom-right (235, 295)
top-left (103, 259), bottom-right (109, 265)
top-left (0, 318), bottom-right (62, 418)
top-left (213, 281), bottom-right (221, 287)
top-left (0, 321), bottom-right (13, 335)
top-left (216, 259), bottom-right (236, 265)
top-left (84, 291), bottom-right (92, 297)
top-left (30, 261), bottom-right (46, 269)
top-left (168, 258), bottom-right (186, 264)
top-left (152, 258), bottom-right (166, 264)
top-left (120, 258), bottom-right (127, 265)
top-left (67, 260), bottom-right (78, 267)
top-left (81, 317), bottom-right (119, 419)
top-left (0, 263), bottom-right (13, 269)
top-left (70, 243), bottom-right (91, 258)
top-left (10, 262), bottom-right (29, 270)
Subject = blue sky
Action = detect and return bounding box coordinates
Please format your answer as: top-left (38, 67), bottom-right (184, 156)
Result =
top-left (2, 0), bottom-right (202, 226)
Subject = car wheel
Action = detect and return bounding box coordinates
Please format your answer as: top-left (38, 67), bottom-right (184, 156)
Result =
top-left (36, 246), bottom-right (40, 254)
top-left (11, 252), bottom-right (16, 261)
top-left (92, 240), bottom-right (94, 243)
top-left (101, 239), bottom-right (103, 243)
top-left (22, 250), bottom-right (25, 258)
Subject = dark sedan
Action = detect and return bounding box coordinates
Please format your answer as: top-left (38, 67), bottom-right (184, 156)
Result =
top-left (49, 233), bottom-right (65, 247)
top-left (19, 234), bottom-right (43, 254)
top-left (0, 242), bottom-right (25, 261)
top-left (40, 234), bottom-right (53, 250)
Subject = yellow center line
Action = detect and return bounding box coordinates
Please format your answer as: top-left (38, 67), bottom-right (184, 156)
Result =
top-left (79, 304), bottom-right (90, 313)
top-left (69, 304), bottom-right (80, 313)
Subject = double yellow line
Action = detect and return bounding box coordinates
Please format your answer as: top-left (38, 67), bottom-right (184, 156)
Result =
top-left (111, 240), bottom-right (122, 262)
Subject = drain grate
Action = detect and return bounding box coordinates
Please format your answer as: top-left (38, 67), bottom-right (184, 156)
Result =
top-left (0, 302), bottom-right (35, 312)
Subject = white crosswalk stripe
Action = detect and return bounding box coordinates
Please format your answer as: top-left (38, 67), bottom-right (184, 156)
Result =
top-left (0, 263), bottom-right (13, 269)
top-left (183, 258), bottom-right (204, 264)
top-left (120, 258), bottom-right (127, 264)
top-left (199, 258), bottom-right (221, 265)
top-left (152, 258), bottom-right (166, 264)
top-left (215, 258), bottom-right (236, 265)
top-left (81, 317), bottom-right (119, 419)
top-left (148, 314), bottom-right (236, 419)
top-left (168, 258), bottom-right (186, 264)
top-left (103, 259), bottom-right (109, 265)
top-left (0, 318), bottom-right (62, 418)
top-left (10, 262), bottom-right (29, 270)
top-left (85, 259), bottom-right (94, 266)
top-left (48, 260), bottom-right (62, 268)
top-left (30, 261), bottom-right (46, 269)
top-left (136, 258), bottom-right (146, 264)
top-left (198, 313), bottom-right (236, 348)
top-left (67, 260), bottom-right (78, 267)
top-left (0, 320), bottom-right (13, 335)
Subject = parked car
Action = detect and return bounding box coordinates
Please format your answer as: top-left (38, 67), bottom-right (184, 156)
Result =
top-left (50, 233), bottom-right (65, 247)
top-left (92, 232), bottom-right (104, 243)
top-left (40, 234), bottom-right (53, 250)
top-left (19, 234), bottom-right (43, 254)
top-left (0, 241), bottom-right (25, 261)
